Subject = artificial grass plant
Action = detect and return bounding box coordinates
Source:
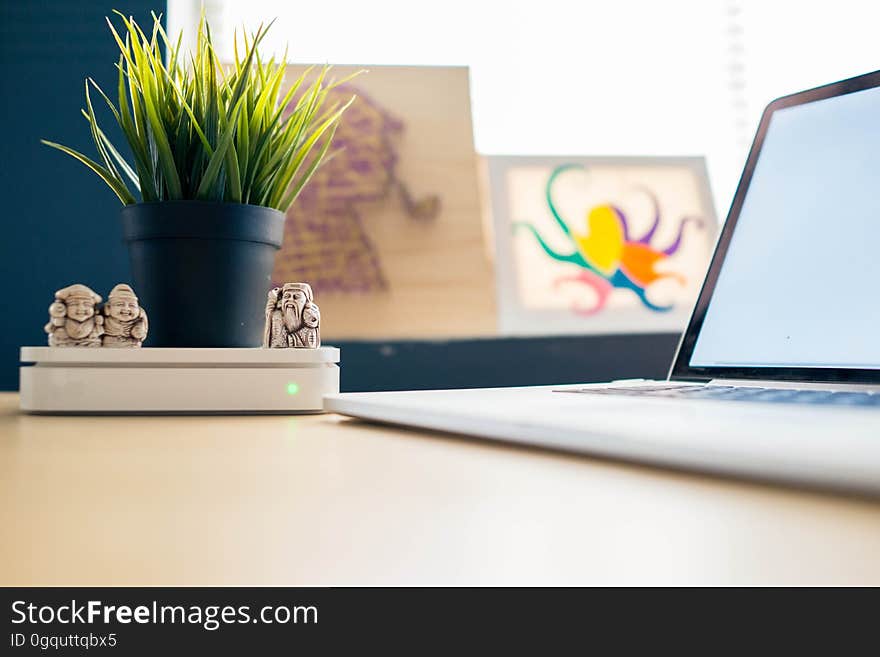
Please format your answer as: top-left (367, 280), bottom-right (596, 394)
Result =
top-left (42, 11), bottom-right (357, 211)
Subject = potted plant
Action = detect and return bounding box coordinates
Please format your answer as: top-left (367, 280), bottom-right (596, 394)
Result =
top-left (42, 12), bottom-right (356, 347)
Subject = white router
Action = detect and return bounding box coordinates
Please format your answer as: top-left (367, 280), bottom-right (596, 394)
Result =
top-left (19, 346), bottom-right (340, 414)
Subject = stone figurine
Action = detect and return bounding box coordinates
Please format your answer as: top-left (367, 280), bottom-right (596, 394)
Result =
top-left (295, 302), bottom-right (321, 348)
top-left (44, 284), bottom-right (104, 347)
top-left (101, 283), bottom-right (148, 348)
top-left (263, 283), bottom-right (321, 349)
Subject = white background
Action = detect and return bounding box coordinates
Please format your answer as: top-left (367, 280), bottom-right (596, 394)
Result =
top-left (168, 0), bottom-right (880, 216)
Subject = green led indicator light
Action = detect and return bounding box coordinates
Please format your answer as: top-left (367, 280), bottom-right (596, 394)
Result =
top-left (286, 382), bottom-right (300, 395)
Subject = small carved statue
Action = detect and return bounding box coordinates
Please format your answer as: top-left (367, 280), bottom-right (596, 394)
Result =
top-left (101, 283), bottom-right (148, 348)
top-left (263, 282), bottom-right (321, 348)
top-left (294, 302), bottom-right (321, 348)
top-left (44, 284), bottom-right (104, 347)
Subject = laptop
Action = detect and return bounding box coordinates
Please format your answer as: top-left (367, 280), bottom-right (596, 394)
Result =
top-left (325, 71), bottom-right (880, 495)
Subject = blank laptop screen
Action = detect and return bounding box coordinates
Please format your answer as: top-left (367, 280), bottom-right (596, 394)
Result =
top-left (690, 85), bottom-right (880, 369)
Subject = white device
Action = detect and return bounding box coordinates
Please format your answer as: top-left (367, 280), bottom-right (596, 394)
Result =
top-left (326, 71), bottom-right (880, 495)
top-left (20, 347), bottom-right (339, 414)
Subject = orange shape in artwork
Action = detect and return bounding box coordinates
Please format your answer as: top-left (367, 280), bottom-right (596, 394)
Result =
top-left (620, 243), bottom-right (685, 287)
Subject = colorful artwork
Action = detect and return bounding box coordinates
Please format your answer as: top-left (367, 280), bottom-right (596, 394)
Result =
top-left (272, 84), bottom-right (441, 293)
top-left (515, 164), bottom-right (704, 315)
top-left (489, 156), bottom-right (716, 335)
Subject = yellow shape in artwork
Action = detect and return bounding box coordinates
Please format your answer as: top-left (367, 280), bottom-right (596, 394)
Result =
top-left (574, 205), bottom-right (625, 276)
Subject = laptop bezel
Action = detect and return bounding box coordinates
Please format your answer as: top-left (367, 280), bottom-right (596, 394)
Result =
top-left (669, 69), bottom-right (880, 384)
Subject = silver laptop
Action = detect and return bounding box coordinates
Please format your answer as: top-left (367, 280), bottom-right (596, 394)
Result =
top-left (325, 71), bottom-right (880, 495)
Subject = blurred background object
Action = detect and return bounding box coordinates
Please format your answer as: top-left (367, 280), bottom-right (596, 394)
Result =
top-left (489, 156), bottom-right (717, 335)
top-left (273, 65), bottom-right (497, 340)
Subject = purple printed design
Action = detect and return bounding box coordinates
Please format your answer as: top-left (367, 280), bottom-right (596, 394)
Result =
top-left (273, 84), bottom-right (440, 293)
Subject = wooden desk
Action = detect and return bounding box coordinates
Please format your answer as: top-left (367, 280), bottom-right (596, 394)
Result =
top-left (2, 392), bottom-right (879, 585)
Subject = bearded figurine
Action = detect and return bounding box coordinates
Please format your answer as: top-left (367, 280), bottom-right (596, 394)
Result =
top-left (44, 284), bottom-right (104, 347)
top-left (263, 283), bottom-right (320, 349)
top-left (102, 284), bottom-right (148, 348)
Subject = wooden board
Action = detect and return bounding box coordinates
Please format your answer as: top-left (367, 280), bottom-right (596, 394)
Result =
top-left (273, 65), bottom-right (496, 339)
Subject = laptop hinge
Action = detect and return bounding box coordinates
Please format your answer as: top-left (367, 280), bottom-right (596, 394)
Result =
top-left (707, 378), bottom-right (880, 393)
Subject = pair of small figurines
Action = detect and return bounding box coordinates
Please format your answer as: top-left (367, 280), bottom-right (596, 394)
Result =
top-left (263, 283), bottom-right (321, 349)
top-left (45, 283), bottom-right (148, 348)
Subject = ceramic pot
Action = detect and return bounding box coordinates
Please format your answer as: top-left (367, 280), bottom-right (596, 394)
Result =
top-left (121, 201), bottom-right (284, 347)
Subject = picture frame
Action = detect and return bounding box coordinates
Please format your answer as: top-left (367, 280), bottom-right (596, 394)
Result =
top-left (488, 155), bottom-right (718, 335)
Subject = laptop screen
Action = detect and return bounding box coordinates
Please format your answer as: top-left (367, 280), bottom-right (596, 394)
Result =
top-left (674, 72), bottom-right (880, 381)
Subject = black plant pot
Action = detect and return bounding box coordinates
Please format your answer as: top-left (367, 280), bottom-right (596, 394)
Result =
top-left (121, 201), bottom-right (285, 347)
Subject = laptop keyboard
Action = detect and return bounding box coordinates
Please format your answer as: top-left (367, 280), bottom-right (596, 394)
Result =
top-left (562, 384), bottom-right (880, 407)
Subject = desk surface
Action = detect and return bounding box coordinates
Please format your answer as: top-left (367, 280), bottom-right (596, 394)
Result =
top-left (2, 392), bottom-right (880, 585)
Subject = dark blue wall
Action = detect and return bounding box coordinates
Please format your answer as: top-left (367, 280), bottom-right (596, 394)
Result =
top-left (0, 1), bottom-right (162, 390)
top-left (336, 333), bottom-right (679, 392)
